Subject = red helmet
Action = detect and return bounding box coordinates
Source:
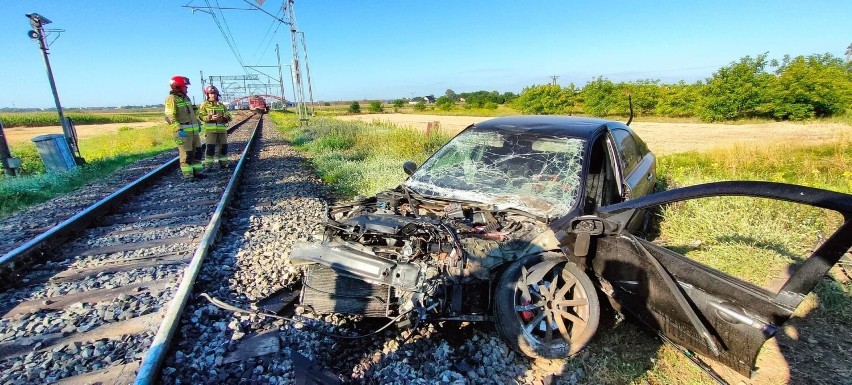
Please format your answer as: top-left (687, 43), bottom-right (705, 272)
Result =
top-left (204, 85), bottom-right (220, 96)
top-left (170, 76), bottom-right (190, 90)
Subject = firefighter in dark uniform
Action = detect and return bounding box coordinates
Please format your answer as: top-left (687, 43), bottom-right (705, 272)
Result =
top-left (164, 75), bottom-right (203, 179)
top-left (197, 85), bottom-right (232, 168)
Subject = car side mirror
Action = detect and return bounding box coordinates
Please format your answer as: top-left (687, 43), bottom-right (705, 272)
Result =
top-left (403, 161), bottom-right (418, 176)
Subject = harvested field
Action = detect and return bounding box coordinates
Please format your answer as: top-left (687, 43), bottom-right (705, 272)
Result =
top-left (3, 122), bottom-right (161, 144)
top-left (336, 113), bottom-right (852, 155)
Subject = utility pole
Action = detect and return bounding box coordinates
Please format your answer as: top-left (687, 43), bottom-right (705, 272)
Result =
top-left (284, 0), bottom-right (309, 124)
top-left (276, 44), bottom-right (287, 110)
top-left (299, 31), bottom-right (316, 116)
top-left (549, 75), bottom-right (559, 85)
top-left (845, 42), bottom-right (852, 73)
top-left (26, 13), bottom-right (82, 163)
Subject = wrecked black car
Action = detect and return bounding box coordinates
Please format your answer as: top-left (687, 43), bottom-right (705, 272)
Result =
top-left (289, 115), bottom-right (852, 376)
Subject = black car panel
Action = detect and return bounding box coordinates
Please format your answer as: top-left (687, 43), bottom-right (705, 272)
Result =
top-left (586, 181), bottom-right (852, 375)
top-left (286, 116), bottom-right (851, 377)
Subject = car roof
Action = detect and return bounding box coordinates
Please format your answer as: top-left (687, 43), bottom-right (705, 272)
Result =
top-left (471, 115), bottom-right (623, 138)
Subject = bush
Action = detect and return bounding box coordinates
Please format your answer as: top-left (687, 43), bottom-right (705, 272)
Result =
top-left (413, 101), bottom-right (426, 111)
top-left (769, 54), bottom-right (852, 120)
top-left (656, 81), bottom-right (702, 118)
top-left (698, 54), bottom-right (775, 121)
top-left (581, 77), bottom-right (619, 116)
top-left (348, 101), bottom-right (361, 114)
top-left (368, 101), bottom-right (384, 113)
top-left (513, 84), bottom-right (575, 115)
top-left (436, 96), bottom-right (454, 111)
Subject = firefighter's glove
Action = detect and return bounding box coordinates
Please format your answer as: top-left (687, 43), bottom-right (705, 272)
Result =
top-left (178, 129), bottom-right (188, 137)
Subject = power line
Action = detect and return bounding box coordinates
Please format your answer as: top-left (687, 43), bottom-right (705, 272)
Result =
top-left (241, 0), bottom-right (290, 24)
top-left (252, 8), bottom-right (281, 61)
top-left (203, 0), bottom-right (248, 73)
top-left (214, 0), bottom-right (244, 65)
top-left (252, 2), bottom-right (285, 63)
top-left (562, 65), bottom-right (723, 80)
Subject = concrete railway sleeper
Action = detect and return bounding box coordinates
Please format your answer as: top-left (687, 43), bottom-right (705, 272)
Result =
top-left (0, 113), bottom-right (264, 384)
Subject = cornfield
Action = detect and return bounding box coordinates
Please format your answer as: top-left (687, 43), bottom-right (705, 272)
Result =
top-left (0, 112), bottom-right (148, 128)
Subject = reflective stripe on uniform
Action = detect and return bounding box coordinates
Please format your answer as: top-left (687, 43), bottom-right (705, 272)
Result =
top-left (179, 123), bottom-right (199, 133)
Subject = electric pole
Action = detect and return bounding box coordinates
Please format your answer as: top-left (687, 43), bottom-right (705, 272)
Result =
top-left (299, 31), bottom-right (316, 116)
top-left (276, 44), bottom-right (287, 110)
top-left (549, 75), bottom-right (559, 85)
top-left (26, 13), bottom-right (82, 163)
top-left (845, 42), bottom-right (852, 73)
top-left (284, 0), bottom-right (309, 124)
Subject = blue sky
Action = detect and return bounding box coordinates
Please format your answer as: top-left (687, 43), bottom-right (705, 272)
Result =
top-left (2, 1), bottom-right (851, 108)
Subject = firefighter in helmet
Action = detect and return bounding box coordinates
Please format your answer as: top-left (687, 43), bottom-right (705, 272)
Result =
top-left (197, 85), bottom-right (232, 168)
top-left (164, 75), bottom-right (203, 178)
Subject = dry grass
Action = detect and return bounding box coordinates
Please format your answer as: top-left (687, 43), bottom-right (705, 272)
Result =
top-left (3, 122), bottom-right (162, 144)
top-left (335, 114), bottom-right (852, 156)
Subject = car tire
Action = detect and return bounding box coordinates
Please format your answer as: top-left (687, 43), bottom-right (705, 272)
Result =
top-left (494, 252), bottom-right (600, 359)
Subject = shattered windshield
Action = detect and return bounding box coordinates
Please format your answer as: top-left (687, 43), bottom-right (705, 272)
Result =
top-left (405, 128), bottom-right (586, 218)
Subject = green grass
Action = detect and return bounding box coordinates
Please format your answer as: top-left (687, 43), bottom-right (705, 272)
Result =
top-left (268, 112), bottom-right (851, 383)
top-left (657, 139), bottom-right (852, 320)
top-left (657, 140), bottom-right (851, 286)
top-left (0, 124), bottom-right (175, 217)
top-left (268, 112), bottom-right (450, 198)
top-left (0, 112), bottom-right (156, 128)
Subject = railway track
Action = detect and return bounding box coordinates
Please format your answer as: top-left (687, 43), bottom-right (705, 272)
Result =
top-left (0, 114), bottom-right (262, 384)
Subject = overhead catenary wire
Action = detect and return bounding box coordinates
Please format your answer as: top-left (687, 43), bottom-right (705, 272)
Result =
top-left (186, 0), bottom-right (309, 110)
top-left (251, 2), bottom-right (285, 64)
top-left (214, 0), bottom-right (244, 65)
top-left (202, 0), bottom-right (248, 73)
top-left (241, 0), bottom-right (291, 24)
top-left (557, 65), bottom-right (724, 82)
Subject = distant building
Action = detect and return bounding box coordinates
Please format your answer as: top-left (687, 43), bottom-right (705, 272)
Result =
top-left (408, 96), bottom-right (435, 105)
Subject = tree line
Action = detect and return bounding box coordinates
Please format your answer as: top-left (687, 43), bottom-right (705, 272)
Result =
top-left (353, 52), bottom-right (850, 121)
top-left (512, 53), bottom-right (852, 121)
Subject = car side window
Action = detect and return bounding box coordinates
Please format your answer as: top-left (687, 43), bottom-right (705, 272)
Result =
top-left (610, 128), bottom-right (641, 174)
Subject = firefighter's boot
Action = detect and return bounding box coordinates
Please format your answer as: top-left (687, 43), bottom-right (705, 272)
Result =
top-left (218, 143), bottom-right (229, 168)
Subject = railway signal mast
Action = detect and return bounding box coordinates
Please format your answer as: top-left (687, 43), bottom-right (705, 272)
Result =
top-left (25, 13), bottom-right (83, 164)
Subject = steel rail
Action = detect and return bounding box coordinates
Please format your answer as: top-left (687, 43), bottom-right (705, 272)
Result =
top-left (0, 113), bottom-right (256, 284)
top-left (134, 116), bottom-right (264, 384)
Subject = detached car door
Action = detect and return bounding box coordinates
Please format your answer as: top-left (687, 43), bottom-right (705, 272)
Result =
top-left (576, 181), bottom-right (852, 376)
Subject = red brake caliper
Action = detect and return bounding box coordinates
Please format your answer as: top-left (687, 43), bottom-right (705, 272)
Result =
top-left (520, 299), bottom-right (534, 322)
